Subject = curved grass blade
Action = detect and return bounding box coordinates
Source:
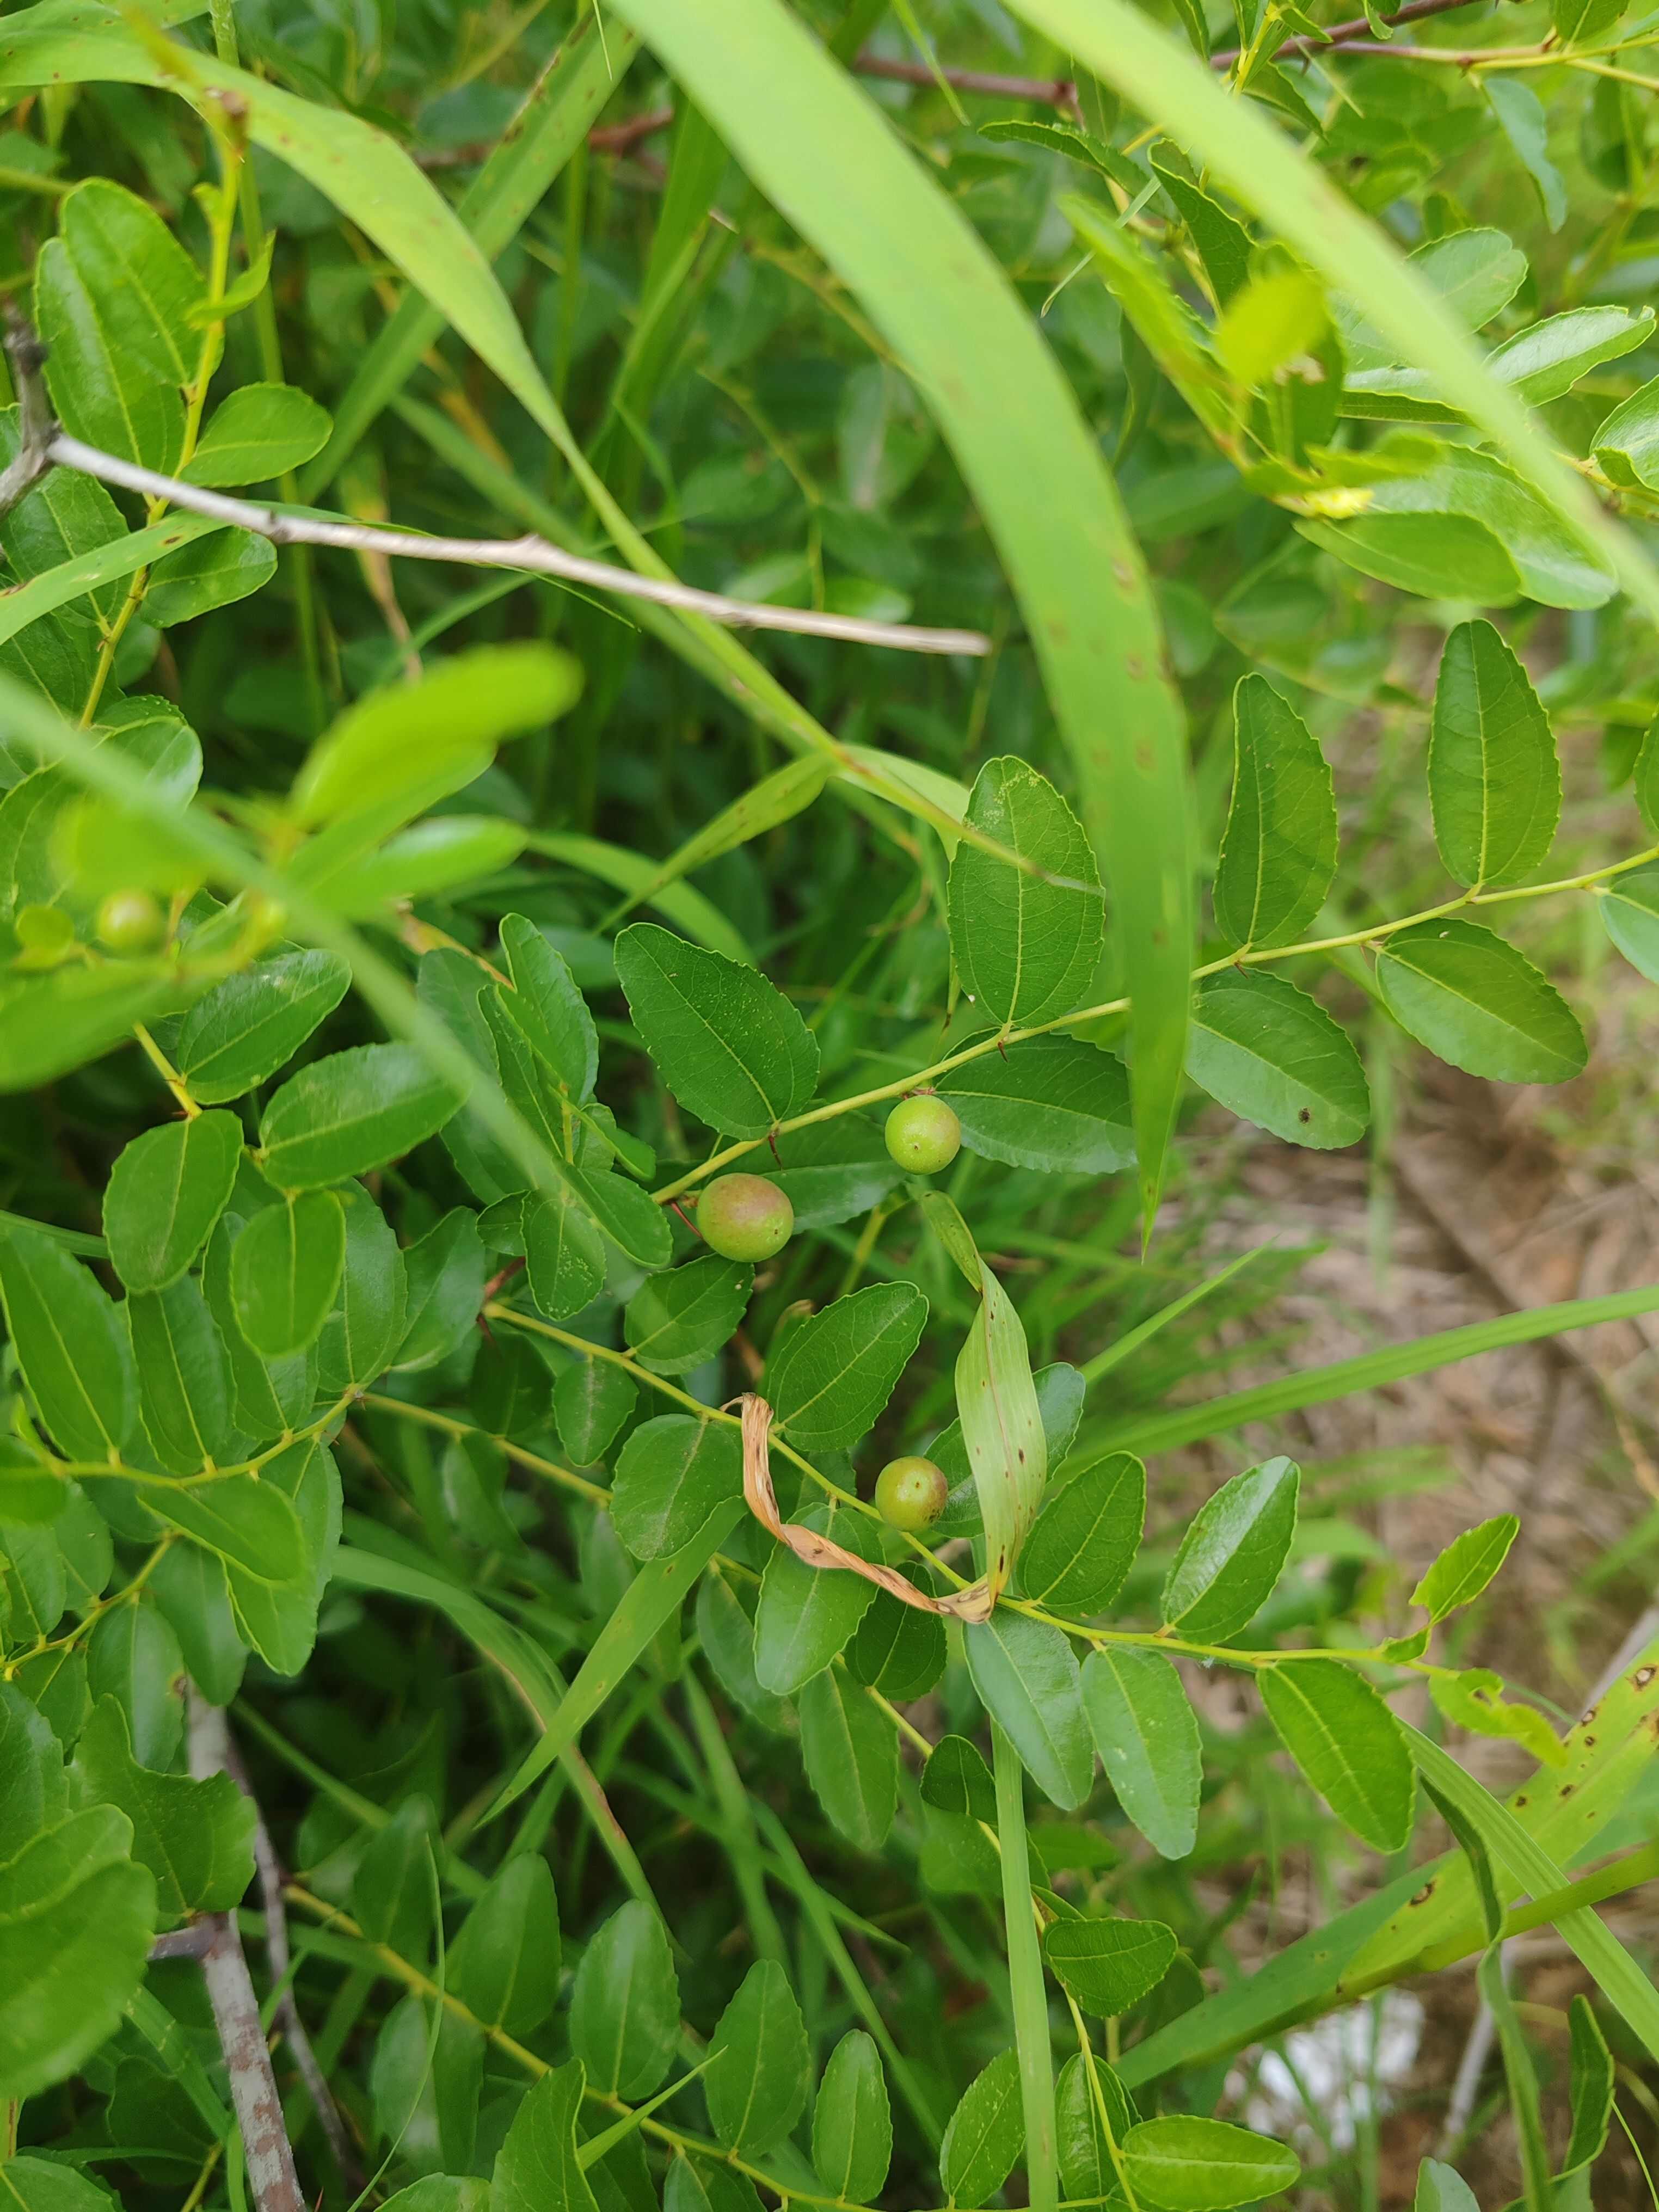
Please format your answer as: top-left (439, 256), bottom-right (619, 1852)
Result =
top-left (600, 0), bottom-right (1194, 1230)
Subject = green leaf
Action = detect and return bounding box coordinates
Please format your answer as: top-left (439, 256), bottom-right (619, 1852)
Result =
top-left (938, 1035), bottom-right (1135, 1175)
top-left (145, 529), bottom-right (278, 628)
top-left (148, 1540), bottom-right (246, 1710)
top-left (947, 757), bottom-right (1104, 1027)
top-left (259, 1043), bottom-right (467, 1191)
top-left (600, 0), bottom-right (1193, 1232)
top-left (1260, 1661), bottom-right (1415, 1851)
top-left (1161, 1456), bottom-right (1298, 1640)
top-left (35, 179), bottom-right (200, 472)
top-left (1056, 2052), bottom-right (1136, 2203)
top-left (1593, 374), bottom-right (1659, 493)
top-left (140, 1466), bottom-right (306, 1587)
top-left (1563, 1993), bottom-right (1614, 2177)
top-left (71, 1697), bottom-right (254, 1923)
top-left (798, 1666), bottom-right (898, 1851)
top-left (1019, 1450), bottom-right (1145, 1614)
top-left (0, 962), bottom-right (185, 1094)
top-left (765, 1283), bottom-right (927, 1451)
top-left (1187, 970), bottom-right (1369, 1149)
top-left (697, 1569), bottom-right (791, 1733)
top-left (849, 1576), bottom-right (947, 1701)
top-left (1597, 864), bottom-right (1659, 983)
top-left (521, 1188), bottom-right (606, 1324)
top-left (0, 2159), bottom-right (130, 2212)
top-left (625, 1256), bottom-right (752, 1377)
top-left (528, 832), bottom-right (749, 963)
top-left (981, 116), bottom-right (1145, 193)
top-left (0, 1221), bottom-right (134, 1463)
top-left (1427, 1667), bottom-right (1566, 1767)
top-left (920, 1734), bottom-right (997, 1824)
top-left (1488, 305), bottom-right (1651, 403)
top-left (291, 644), bottom-right (580, 827)
top-left (1411, 1514), bottom-right (1519, 1621)
top-left (493, 2060), bottom-right (600, 2212)
top-left (173, 950), bottom-right (352, 1105)
top-left (1553, 0), bottom-right (1627, 42)
top-left (0, 1802), bottom-right (155, 2104)
top-left (705, 1958), bottom-right (809, 2155)
top-left (813, 2030), bottom-right (892, 2205)
top-left (764, 1120), bottom-right (904, 1230)
top-left (554, 1358), bottom-right (637, 1467)
top-left (1428, 622), bottom-right (1559, 890)
top-left (1213, 674), bottom-right (1338, 951)
top-left (1121, 2116), bottom-right (1300, 2211)
top-left (1483, 79), bottom-right (1568, 233)
top-left (395, 1209), bottom-right (488, 1372)
top-left (230, 1190), bottom-right (346, 1357)
top-left (353, 1796), bottom-right (443, 1959)
top-left (1043, 1915), bottom-right (1178, 2016)
top-left (1415, 2160), bottom-right (1479, 2212)
top-left (499, 913), bottom-right (598, 1101)
top-left (316, 1186), bottom-right (407, 1393)
top-left (181, 382), bottom-right (332, 486)
top-left (202, 1211), bottom-right (315, 1437)
top-left (569, 1900), bottom-right (681, 2100)
top-left (127, 1277), bottom-right (232, 1474)
top-left (452, 1854), bottom-right (561, 2037)
top-left (1375, 919), bottom-right (1586, 1083)
top-left (316, 816), bottom-right (527, 919)
top-left (615, 923), bottom-right (818, 1138)
top-left (940, 2048), bottom-right (1024, 2208)
top-left (1082, 1646), bottom-right (1202, 1861)
top-left (1152, 147), bottom-right (1252, 310)
top-left (611, 1415), bottom-right (745, 1562)
top-left (102, 1110), bottom-right (242, 1293)
top-left (964, 1612), bottom-right (1093, 1809)
top-left (86, 1602), bottom-right (183, 1770)
top-left (754, 1503), bottom-right (882, 1695)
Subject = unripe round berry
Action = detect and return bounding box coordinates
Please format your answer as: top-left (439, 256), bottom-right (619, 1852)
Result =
top-left (875, 1454), bottom-right (949, 1533)
top-left (95, 889), bottom-right (166, 955)
top-left (885, 1092), bottom-right (961, 1175)
top-left (697, 1172), bottom-right (794, 1262)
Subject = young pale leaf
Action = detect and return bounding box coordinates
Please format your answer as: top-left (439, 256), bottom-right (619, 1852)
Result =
top-left (127, 1280), bottom-right (232, 1474)
top-left (1593, 374), bottom-right (1659, 493)
top-left (938, 1035), bottom-right (1135, 1174)
top-left (521, 1188), bottom-right (606, 1323)
top-left (1428, 621), bottom-right (1559, 889)
top-left (181, 382), bottom-right (332, 486)
top-left (452, 1855), bottom-right (561, 2037)
top-left (705, 1959), bottom-right (810, 2155)
top-left (1597, 864), bottom-right (1659, 983)
top-left (1375, 919), bottom-right (1586, 1084)
top-left (798, 1666), bottom-right (898, 1851)
top-left (554, 1360), bottom-right (637, 1467)
top-left (1187, 970), bottom-right (1369, 1149)
top-left (940, 2048), bottom-right (1024, 2208)
top-left (765, 1282), bottom-right (926, 1450)
top-left (291, 644), bottom-right (581, 827)
top-left (956, 1260), bottom-right (1046, 1600)
top-left (610, 1416), bottom-right (744, 1562)
top-left (1043, 1915), bottom-right (1178, 2016)
top-left (1082, 1646), bottom-right (1202, 1861)
top-left (1427, 1667), bottom-right (1565, 1766)
top-left (964, 1612), bottom-right (1093, 1808)
top-left (1488, 304), bottom-right (1650, 402)
top-left (1019, 1451), bottom-right (1145, 1613)
top-left (1260, 1660), bottom-right (1415, 1851)
top-left (754, 1503), bottom-right (882, 1694)
top-left (1213, 675), bottom-right (1337, 949)
top-left (1161, 1457), bottom-right (1299, 1640)
top-left (569, 1902), bottom-right (680, 2100)
top-left (174, 950), bottom-right (352, 1105)
top-left (947, 756), bottom-right (1104, 1027)
top-left (625, 1256), bottom-right (752, 1377)
top-left (1121, 2116), bottom-right (1300, 2211)
top-left (615, 923), bottom-right (818, 1137)
top-left (812, 2030), bottom-right (892, 2206)
top-left (259, 1044), bottom-right (468, 1191)
top-left (920, 1734), bottom-right (998, 1823)
top-left (1415, 2160), bottom-right (1481, 2212)
top-left (231, 1191), bottom-right (345, 1359)
top-left (102, 1111), bottom-right (243, 1292)
top-left (493, 2061), bottom-right (599, 2212)
top-left (0, 1224), bottom-right (134, 1463)
top-left (499, 913), bottom-right (598, 1100)
top-left (1411, 1514), bottom-right (1519, 1621)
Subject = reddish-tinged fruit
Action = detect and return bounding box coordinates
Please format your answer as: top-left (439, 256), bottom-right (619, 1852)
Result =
top-left (697, 1172), bottom-right (794, 1262)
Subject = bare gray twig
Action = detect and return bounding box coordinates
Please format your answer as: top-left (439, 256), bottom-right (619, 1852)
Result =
top-left (34, 428), bottom-right (988, 656)
top-left (189, 1695), bottom-right (361, 2190)
top-left (0, 312), bottom-right (56, 519)
top-left (149, 1922), bottom-right (217, 1963)
top-left (198, 1914), bottom-right (307, 2212)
